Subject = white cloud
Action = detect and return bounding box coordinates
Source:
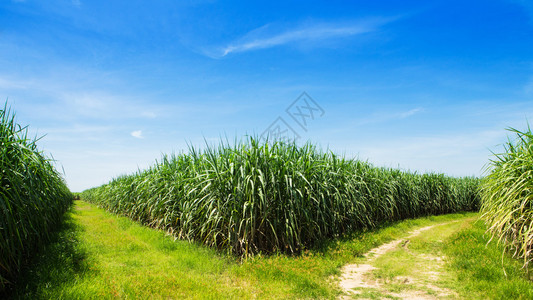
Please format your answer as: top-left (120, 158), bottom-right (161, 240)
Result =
top-left (351, 106), bottom-right (425, 127)
top-left (222, 24), bottom-right (367, 56)
top-left (209, 18), bottom-right (397, 58)
top-left (398, 107), bottom-right (424, 119)
top-left (0, 74), bottom-right (162, 121)
top-left (131, 130), bottom-right (143, 139)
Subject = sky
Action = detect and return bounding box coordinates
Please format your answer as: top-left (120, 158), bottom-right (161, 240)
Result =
top-left (1, 0), bottom-right (533, 192)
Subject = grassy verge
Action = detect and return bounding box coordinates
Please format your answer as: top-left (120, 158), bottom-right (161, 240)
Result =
top-left (2, 206), bottom-right (88, 298)
top-left (7, 201), bottom-right (488, 299)
top-left (443, 220), bottom-right (533, 299)
top-left (8, 201), bottom-right (532, 299)
top-left (7, 201), bottom-right (254, 299)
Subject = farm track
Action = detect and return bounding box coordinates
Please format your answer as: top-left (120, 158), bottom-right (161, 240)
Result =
top-left (338, 220), bottom-right (471, 299)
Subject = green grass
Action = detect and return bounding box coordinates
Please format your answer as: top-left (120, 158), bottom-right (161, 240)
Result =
top-left (443, 220), bottom-right (533, 299)
top-left (6, 201), bottom-right (257, 299)
top-left (5, 201), bottom-right (500, 299)
top-left (354, 218), bottom-right (475, 298)
top-left (481, 125), bottom-right (533, 270)
top-left (82, 137), bottom-right (480, 257)
top-left (0, 103), bottom-right (72, 291)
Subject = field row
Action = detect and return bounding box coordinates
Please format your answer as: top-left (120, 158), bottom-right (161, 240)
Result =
top-left (0, 106), bottom-right (72, 291)
top-left (82, 138), bottom-right (480, 255)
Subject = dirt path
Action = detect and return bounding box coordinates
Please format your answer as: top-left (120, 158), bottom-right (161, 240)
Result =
top-left (338, 221), bottom-right (461, 299)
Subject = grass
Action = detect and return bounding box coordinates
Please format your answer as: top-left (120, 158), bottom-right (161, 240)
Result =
top-left (6, 201), bottom-right (256, 299)
top-left (319, 214), bottom-right (532, 299)
top-left (2, 206), bottom-right (88, 298)
top-left (481, 125), bottom-right (533, 270)
top-left (5, 201), bottom-right (501, 299)
top-left (443, 219), bottom-right (533, 299)
top-left (0, 103), bottom-right (72, 291)
top-left (353, 218), bottom-right (474, 298)
top-left (82, 137), bottom-right (480, 257)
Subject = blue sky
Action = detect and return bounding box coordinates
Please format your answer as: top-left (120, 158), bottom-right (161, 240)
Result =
top-left (1, 0), bottom-right (533, 192)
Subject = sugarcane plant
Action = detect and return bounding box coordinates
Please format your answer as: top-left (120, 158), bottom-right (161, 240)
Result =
top-left (82, 136), bottom-right (480, 257)
top-left (481, 125), bottom-right (533, 272)
top-left (0, 103), bottom-right (72, 291)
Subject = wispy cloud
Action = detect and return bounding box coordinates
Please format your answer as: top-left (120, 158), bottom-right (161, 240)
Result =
top-left (131, 130), bottom-right (143, 139)
top-left (399, 107), bottom-right (424, 118)
top-left (0, 73), bottom-right (163, 121)
top-left (208, 18), bottom-right (398, 58)
top-left (352, 106), bottom-right (424, 127)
